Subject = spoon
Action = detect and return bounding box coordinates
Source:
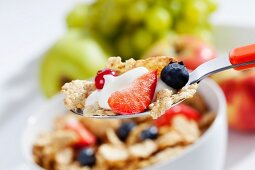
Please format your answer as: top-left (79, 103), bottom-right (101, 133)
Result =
top-left (71, 44), bottom-right (255, 119)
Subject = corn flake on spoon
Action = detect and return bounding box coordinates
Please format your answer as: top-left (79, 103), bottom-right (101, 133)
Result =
top-left (72, 44), bottom-right (255, 119)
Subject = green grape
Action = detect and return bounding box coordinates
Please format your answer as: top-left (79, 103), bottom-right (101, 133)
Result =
top-left (132, 29), bottom-right (153, 52)
top-left (193, 28), bottom-right (213, 43)
top-left (127, 1), bottom-right (147, 23)
top-left (175, 20), bottom-right (195, 34)
top-left (64, 0), bottom-right (217, 60)
top-left (116, 0), bottom-right (134, 6)
top-left (145, 7), bottom-right (172, 34)
top-left (111, 8), bottom-right (125, 26)
top-left (96, 0), bottom-right (127, 36)
top-left (154, 0), bottom-right (168, 7)
top-left (66, 4), bottom-right (88, 28)
top-left (205, 0), bottom-right (218, 13)
top-left (117, 35), bottom-right (134, 59)
top-left (168, 0), bottom-right (182, 17)
top-left (184, 0), bottom-right (208, 24)
top-left (99, 9), bottom-right (123, 36)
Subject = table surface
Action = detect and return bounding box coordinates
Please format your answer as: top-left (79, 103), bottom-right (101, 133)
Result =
top-left (1, 0), bottom-right (255, 170)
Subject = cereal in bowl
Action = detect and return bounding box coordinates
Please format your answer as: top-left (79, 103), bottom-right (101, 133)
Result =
top-left (33, 94), bottom-right (215, 170)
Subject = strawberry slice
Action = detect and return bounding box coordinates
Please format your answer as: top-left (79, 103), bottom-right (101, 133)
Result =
top-left (154, 104), bottom-right (201, 127)
top-left (108, 70), bottom-right (157, 114)
top-left (65, 118), bottom-right (96, 147)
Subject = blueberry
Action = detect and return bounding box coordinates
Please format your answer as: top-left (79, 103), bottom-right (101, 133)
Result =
top-left (140, 126), bottom-right (158, 140)
top-left (160, 61), bottom-right (189, 90)
top-left (116, 122), bottom-right (136, 141)
top-left (77, 147), bottom-right (96, 166)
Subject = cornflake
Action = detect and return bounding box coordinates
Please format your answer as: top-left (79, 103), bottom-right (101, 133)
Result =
top-left (156, 130), bottom-right (183, 149)
top-left (55, 147), bottom-right (73, 165)
top-left (149, 83), bottom-right (198, 119)
top-left (129, 140), bottom-right (157, 158)
top-left (98, 144), bottom-right (129, 163)
top-left (62, 80), bottom-right (95, 110)
top-left (172, 115), bottom-right (200, 144)
top-left (150, 147), bottom-right (185, 163)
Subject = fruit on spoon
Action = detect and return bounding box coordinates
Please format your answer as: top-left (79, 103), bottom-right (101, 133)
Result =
top-left (160, 61), bottom-right (189, 90)
top-left (95, 69), bottom-right (117, 89)
top-left (40, 30), bottom-right (107, 97)
top-left (108, 71), bottom-right (157, 114)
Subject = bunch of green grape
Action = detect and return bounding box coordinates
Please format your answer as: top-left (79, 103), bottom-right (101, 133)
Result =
top-left (66, 0), bottom-right (217, 59)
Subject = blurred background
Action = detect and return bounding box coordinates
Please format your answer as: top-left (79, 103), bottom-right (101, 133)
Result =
top-left (0, 0), bottom-right (255, 170)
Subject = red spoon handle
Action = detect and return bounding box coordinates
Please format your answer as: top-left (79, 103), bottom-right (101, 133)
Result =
top-left (229, 44), bottom-right (255, 70)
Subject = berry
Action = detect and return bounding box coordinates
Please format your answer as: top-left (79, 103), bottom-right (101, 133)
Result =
top-left (77, 147), bottom-right (96, 166)
top-left (160, 62), bottom-right (189, 90)
top-left (95, 69), bottom-right (117, 89)
top-left (108, 71), bottom-right (157, 114)
top-left (65, 118), bottom-right (96, 147)
top-left (140, 126), bottom-right (158, 140)
top-left (116, 122), bottom-right (136, 141)
top-left (154, 104), bottom-right (201, 127)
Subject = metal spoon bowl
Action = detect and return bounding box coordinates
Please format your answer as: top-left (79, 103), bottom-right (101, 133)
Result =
top-left (71, 99), bottom-right (184, 119)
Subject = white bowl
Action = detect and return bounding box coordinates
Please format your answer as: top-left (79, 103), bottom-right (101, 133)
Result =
top-left (21, 79), bottom-right (227, 170)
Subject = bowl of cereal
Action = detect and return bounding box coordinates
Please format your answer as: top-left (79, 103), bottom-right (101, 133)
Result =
top-left (21, 79), bottom-right (227, 170)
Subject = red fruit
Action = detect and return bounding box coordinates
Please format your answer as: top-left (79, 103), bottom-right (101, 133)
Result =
top-left (176, 36), bottom-right (216, 70)
top-left (142, 36), bottom-right (216, 71)
top-left (65, 118), bottom-right (96, 147)
top-left (154, 104), bottom-right (201, 127)
top-left (217, 71), bottom-right (255, 131)
top-left (95, 69), bottom-right (117, 89)
top-left (108, 71), bottom-right (157, 114)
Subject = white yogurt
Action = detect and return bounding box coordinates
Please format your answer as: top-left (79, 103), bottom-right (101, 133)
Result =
top-left (156, 78), bottom-right (175, 93)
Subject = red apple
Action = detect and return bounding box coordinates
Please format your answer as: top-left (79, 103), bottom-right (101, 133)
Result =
top-left (175, 36), bottom-right (216, 70)
top-left (143, 35), bottom-right (216, 70)
top-left (213, 70), bottom-right (255, 132)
